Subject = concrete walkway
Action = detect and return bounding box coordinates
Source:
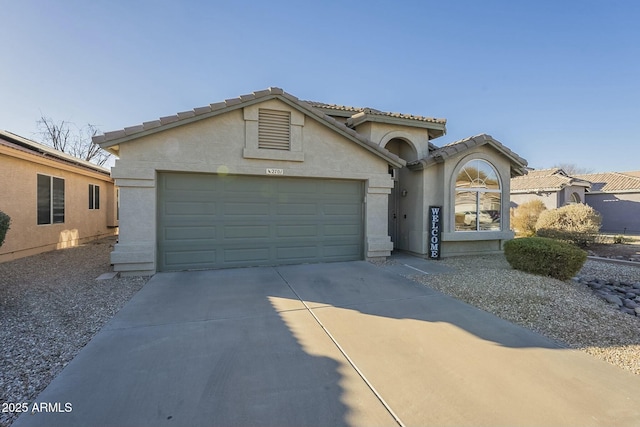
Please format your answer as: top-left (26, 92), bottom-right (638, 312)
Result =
top-left (13, 261), bottom-right (640, 427)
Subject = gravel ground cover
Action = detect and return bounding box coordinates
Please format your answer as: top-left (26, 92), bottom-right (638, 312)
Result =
top-left (411, 255), bottom-right (640, 376)
top-left (2, 240), bottom-right (639, 426)
top-left (0, 237), bottom-right (147, 427)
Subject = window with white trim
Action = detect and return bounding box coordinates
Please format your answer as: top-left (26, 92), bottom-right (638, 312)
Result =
top-left (89, 184), bottom-right (100, 209)
top-left (454, 159), bottom-right (501, 231)
top-left (37, 174), bottom-right (65, 225)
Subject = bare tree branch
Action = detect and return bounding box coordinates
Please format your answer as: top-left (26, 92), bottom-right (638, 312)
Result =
top-left (37, 116), bottom-right (112, 166)
top-left (552, 163), bottom-right (594, 175)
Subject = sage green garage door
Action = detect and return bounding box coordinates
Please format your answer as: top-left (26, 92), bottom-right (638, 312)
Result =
top-left (157, 172), bottom-right (364, 271)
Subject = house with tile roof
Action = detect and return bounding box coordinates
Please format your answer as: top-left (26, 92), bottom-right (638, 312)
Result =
top-left (94, 87), bottom-right (527, 275)
top-left (575, 172), bottom-right (640, 234)
top-left (510, 169), bottom-right (640, 235)
top-left (510, 168), bottom-right (592, 209)
top-left (0, 130), bottom-right (118, 262)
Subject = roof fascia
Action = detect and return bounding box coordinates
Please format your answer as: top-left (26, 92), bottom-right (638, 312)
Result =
top-left (0, 143), bottom-right (112, 181)
top-left (407, 137), bottom-right (528, 176)
top-left (95, 94), bottom-right (282, 149)
top-left (1, 131), bottom-right (110, 175)
top-left (95, 94), bottom-right (405, 169)
top-left (348, 112), bottom-right (447, 133)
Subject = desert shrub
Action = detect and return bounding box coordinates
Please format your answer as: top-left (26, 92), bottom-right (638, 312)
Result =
top-left (535, 203), bottom-right (601, 247)
top-left (0, 211), bottom-right (10, 248)
top-left (504, 237), bottom-right (587, 281)
top-left (511, 200), bottom-right (546, 237)
top-left (613, 234), bottom-right (626, 244)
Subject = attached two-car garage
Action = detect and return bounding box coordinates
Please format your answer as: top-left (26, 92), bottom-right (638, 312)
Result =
top-left (157, 172), bottom-right (364, 271)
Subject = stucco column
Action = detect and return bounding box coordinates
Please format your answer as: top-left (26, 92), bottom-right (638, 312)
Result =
top-left (110, 163), bottom-right (157, 275)
top-left (365, 177), bottom-right (394, 259)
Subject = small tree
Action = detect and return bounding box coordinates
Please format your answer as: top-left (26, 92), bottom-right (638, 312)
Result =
top-left (37, 116), bottom-right (111, 166)
top-left (535, 204), bottom-right (602, 247)
top-left (0, 211), bottom-right (10, 248)
top-left (511, 200), bottom-right (546, 237)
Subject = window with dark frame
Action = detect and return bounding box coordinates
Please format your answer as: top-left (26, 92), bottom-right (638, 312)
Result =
top-left (89, 184), bottom-right (100, 209)
top-left (37, 174), bottom-right (65, 225)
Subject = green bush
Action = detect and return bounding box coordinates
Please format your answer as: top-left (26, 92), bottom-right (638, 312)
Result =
top-left (510, 200), bottom-right (546, 237)
top-left (504, 237), bottom-right (587, 281)
top-left (535, 204), bottom-right (601, 247)
top-left (0, 211), bottom-right (10, 248)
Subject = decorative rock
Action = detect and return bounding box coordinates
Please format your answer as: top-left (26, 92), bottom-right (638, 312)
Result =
top-left (577, 276), bottom-right (640, 317)
top-left (604, 294), bottom-right (623, 306)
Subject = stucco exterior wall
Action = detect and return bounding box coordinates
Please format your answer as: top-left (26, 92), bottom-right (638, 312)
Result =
top-left (110, 99), bottom-right (395, 274)
top-left (354, 122), bottom-right (431, 160)
top-left (439, 146), bottom-right (515, 256)
top-left (585, 192), bottom-right (640, 234)
top-left (0, 149), bottom-right (117, 262)
top-left (511, 192), bottom-right (559, 210)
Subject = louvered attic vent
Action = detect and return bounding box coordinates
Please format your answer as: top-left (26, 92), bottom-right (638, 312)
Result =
top-left (258, 109), bottom-right (291, 150)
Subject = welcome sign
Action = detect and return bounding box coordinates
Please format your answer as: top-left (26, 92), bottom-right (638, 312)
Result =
top-left (428, 206), bottom-right (442, 259)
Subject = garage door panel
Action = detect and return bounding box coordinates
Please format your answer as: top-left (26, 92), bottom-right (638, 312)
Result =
top-left (223, 248), bottom-right (271, 262)
top-left (324, 203), bottom-right (361, 215)
top-left (223, 225), bottom-right (270, 239)
top-left (165, 201), bottom-right (217, 215)
top-left (275, 225), bottom-right (319, 238)
top-left (276, 202), bottom-right (318, 215)
top-left (157, 173), bottom-right (363, 271)
top-left (224, 202), bottom-right (270, 216)
top-left (163, 250), bottom-right (217, 268)
top-left (276, 245), bottom-right (320, 260)
top-left (165, 226), bottom-right (217, 240)
top-left (323, 244), bottom-right (362, 257)
top-left (324, 224), bottom-right (361, 237)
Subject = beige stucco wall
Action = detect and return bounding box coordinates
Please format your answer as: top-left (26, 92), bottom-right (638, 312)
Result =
top-left (511, 185), bottom-right (587, 211)
top-left (0, 148), bottom-right (117, 263)
top-left (415, 145), bottom-right (516, 257)
top-left (511, 192), bottom-right (559, 210)
top-left (109, 99), bottom-right (395, 275)
top-left (354, 122), bottom-right (432, 160)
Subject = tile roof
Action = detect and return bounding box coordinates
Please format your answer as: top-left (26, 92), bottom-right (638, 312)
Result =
top-left (511, 168), bottom-right (591, 192)
top-left (93, 87), bottom-right (405, 168)
top-left (304, 101), bottom-right (447, 125)
top-left (407, 134), bottom-right (528, 176)
top-left (575, 172), bottom-right (640, 193)
top-left (0, 130), bottom-right (110, 175)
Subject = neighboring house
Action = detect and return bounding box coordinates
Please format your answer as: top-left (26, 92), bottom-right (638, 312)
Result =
top-left (0, 130), bottom-right (118, 262)
top-left (574, 172), bottom-right (640, 234)
top-left (510, 168), bottom-right (591, 209)
top-left (94, 87), bottom-right (527, 275)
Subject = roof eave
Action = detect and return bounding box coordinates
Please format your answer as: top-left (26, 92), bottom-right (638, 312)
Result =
top-left (347, 112), bottom-right (447, 135)
top-left (94, 89), bottom-right (406, 169)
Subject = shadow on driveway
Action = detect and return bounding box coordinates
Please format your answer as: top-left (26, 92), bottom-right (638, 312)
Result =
top-left (13, 261), bottom-right (640, 427)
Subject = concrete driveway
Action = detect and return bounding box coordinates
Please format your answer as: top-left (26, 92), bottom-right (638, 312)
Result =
top-left (14, 261), bottom-right (640, 427)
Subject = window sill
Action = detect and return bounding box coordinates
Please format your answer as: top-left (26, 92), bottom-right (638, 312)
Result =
top-left (442, 230), bottom-right (514, 242)
top-left (243, 148), bottom-right (304, 162)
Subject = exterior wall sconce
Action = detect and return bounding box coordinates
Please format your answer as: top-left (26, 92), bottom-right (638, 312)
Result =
top-left (401, 189), bottom-right (408, 197)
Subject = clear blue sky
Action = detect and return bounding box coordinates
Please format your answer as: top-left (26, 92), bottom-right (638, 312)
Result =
top-left (2, 0), bottom-right (639, 172)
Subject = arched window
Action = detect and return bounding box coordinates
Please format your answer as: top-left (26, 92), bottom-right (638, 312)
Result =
top-left (454, 159), bottom-right (501, 231)
top-left (569, 192), bottom-right (581, 204)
